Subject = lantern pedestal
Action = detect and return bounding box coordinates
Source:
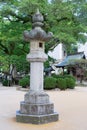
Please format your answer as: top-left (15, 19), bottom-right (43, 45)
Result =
top-left (16, 91), bottom-right (58, 124)
top-left (16, 111), bottom-right (58, 124)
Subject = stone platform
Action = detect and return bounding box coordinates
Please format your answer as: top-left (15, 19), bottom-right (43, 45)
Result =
top-left (16, 110), bottom-right (58, 124)
top-left (16, 92), bottom-right (59, 124)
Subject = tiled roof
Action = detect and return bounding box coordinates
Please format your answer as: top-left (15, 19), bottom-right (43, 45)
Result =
top-left (56, 52), bottom-right (85, 67)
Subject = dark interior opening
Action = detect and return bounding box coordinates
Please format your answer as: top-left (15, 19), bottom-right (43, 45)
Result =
top-left (39, 42), bottom-right (43, 48)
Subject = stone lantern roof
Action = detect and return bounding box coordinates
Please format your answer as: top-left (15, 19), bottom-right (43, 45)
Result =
top-left (23, 9), bottom-right (53, 42)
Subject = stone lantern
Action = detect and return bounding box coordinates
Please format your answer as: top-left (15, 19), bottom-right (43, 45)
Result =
top-left (16, 9), bottom-right (58, 124)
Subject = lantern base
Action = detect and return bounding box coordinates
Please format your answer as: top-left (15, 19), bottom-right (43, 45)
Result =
top-left (16, 110), bottom-right (59, 124)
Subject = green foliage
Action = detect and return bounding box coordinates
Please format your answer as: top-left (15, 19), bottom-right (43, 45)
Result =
top-left (56, 78), bottom-right (67, 90)
top-left (0, 56), bottom-right (9, 72)
top-left (46, 0), bottom-right (87, 53)
top-left (52, 74), bottom-right (76, 81)
top-left (65, 78), bottom-right (75, 89)
top-left (44, 74), bottom-right (76, 90)
top-left (0, 0), bottom-right (87, 55)
top-left (44, 76), bottom-right (56, 90)
top-left (2, 79), bottom-right (9, 86)
top-left (51, 74), bottom-right (76, 90)
top-left (64, 74), bottom-right (76, 82)
top-left (71, 0), bottom-right (87, 26)
top-left (10, 55), bottom-right (30, 73)
top-left (0, 55), bottom-right (30, 74)
top-left (19, 76), bottom-right (30, 88)
top-left (0, 0), bottom-right (87, 77)
top-left (52, 73), bottom-right (64, 79)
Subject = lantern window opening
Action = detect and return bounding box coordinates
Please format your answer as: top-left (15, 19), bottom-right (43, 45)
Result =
top-left (39, 42), bottom-right (43, 48)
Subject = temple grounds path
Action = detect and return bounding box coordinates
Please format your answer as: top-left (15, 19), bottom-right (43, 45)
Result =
top-left (0, 85), bottom-right (87, 130)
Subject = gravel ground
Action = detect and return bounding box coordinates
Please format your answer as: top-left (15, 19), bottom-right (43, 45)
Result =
top-left (0, 85), bottom-right (87, 130)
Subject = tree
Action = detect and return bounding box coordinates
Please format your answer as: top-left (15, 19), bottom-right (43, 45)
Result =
top-left (0, 0), bottom-right (49, 81)
top-left (46, 0), bottom-right (87, 53)
top-left (71, 59), bottom-right (87, 83)
top-left (0, 0), bottom-right (87, 75)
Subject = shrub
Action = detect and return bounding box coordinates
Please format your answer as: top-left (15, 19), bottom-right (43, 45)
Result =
top-left (65, 78), bottom-right (75, 89)
top-left (52, 74), bottom-right (64, 79)
top-left (2, 79), bottom-right (9, 86)
top-left (52, 74), bottom-right (76, 89)
top-left (44, 77), bottom-right (56, 90)
top-left (19, 76), bottom-right (30, 88)
top-left (64, 74), bottom-right (76, 82)
top-left (56, 78), bottom-right (67, 90)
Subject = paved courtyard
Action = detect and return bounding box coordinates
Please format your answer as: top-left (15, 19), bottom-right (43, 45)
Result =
top-left (0, 85), bottom-right (87, 130)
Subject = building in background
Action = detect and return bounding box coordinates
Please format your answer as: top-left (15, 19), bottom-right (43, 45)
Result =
top-left (48, 43), bottom-right (66, 62)
top-left (47, 42), bottom-right (87, 75)
top-left (78, 42), bottom-right (87, 59)
top-left (47, 43), bottom-right (66, 74)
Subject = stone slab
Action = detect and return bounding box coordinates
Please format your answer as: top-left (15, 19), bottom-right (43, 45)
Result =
top-left (20, 101), bottom-right (54, 115)
top-left (16, 110), bottom-right (59, 124)
top-left (24, 91), bottom-right (49, 104)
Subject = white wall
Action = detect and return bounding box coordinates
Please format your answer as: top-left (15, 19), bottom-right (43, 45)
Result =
top-left (48, 43), bottom-right (64, 61)
top-left (78, 42), bottom-right (87, 59)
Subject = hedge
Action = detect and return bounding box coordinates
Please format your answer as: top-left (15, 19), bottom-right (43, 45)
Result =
top-left (56, 78), bottom-right (67, 90)
top-left (19, 76), bottom-right (30, 88)
top-left (65, 78), bottom-right (75, 89)
top-left (44, 77), bottom-right (56, 90)
top-left (44, 74), bottom-right (76, 90)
